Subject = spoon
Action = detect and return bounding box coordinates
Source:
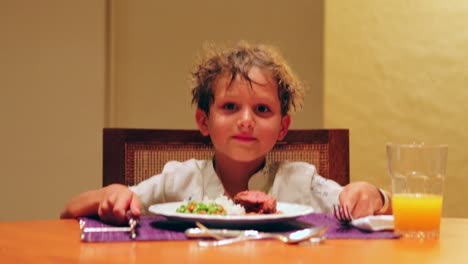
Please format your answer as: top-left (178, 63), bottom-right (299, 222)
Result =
top-left (197, 226), bottom-right (328, 247)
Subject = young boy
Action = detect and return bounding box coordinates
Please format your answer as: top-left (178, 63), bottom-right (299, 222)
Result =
top-left (61, 42), bottom-right (391, 225)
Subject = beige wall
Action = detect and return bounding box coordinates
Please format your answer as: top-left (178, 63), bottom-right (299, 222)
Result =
top-left (109, 0), bottom-right (324, 129)
top-left (0, 1), bottom-right (106, 220)
top-left (324, 0), bottom-right (468, 217)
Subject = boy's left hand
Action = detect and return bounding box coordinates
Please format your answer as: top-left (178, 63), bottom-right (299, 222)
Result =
top-left (339, 181), bottom-right (385, 219)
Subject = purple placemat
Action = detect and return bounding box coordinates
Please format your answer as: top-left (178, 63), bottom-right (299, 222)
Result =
top-left (79, 213), bottom-right (400, 242)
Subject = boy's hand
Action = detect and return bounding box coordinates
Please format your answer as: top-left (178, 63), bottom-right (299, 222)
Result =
top-left (338, 181), bottom-right (384, 219)
top-left (98, 184), bottom-right (141, 225)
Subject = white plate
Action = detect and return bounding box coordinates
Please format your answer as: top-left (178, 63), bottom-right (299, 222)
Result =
top-left (148, 201), bottom-right (314, 225)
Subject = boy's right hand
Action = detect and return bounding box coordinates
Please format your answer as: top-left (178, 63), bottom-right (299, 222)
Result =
top-left (98, 184), bottom-right (141, 225)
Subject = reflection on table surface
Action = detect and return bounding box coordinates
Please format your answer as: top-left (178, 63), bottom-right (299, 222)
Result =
top-left (0, 218), bottom-right (467, 263)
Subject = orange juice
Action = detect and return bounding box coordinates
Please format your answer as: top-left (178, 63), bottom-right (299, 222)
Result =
top-left (392, 193), bottom-right (443, 238)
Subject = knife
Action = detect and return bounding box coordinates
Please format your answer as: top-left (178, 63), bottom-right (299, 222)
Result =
top-left (185, 227), bottom-right (249, 238)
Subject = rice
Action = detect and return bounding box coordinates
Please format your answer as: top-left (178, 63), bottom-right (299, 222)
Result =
top-left (203, 195), bottom-right (246, 215)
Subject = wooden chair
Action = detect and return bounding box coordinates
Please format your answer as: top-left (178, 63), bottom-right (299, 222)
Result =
top-left (103, 128), bottom-right (350, 187)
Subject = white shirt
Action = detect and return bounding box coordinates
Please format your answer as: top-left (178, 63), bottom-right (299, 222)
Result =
top-left (130, 159), bottom-right (343, 214)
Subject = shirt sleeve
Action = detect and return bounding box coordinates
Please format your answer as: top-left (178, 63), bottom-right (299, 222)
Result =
top-left (128, 167), bottom-right (165, 215)
top-left (129, 159), bottom-right (205, 214)
top-left (268, 161), bottom-right (343, 213)
top-left (309, 172), bottom-right (344, 213)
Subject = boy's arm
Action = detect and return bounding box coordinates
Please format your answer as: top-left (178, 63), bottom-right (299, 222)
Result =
top-left (60, 184), bottom-right (141, 225)
top-left (376, 188), bottom-right (392, 215)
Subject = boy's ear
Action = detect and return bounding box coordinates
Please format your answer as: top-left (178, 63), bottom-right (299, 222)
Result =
top-left (277, 114), bottom-right (291, 140)
top-left (195, 108), bottom-right (210, 136)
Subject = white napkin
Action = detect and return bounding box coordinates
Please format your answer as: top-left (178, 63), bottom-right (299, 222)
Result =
top-left (350, 215), bottom-right (394, 231)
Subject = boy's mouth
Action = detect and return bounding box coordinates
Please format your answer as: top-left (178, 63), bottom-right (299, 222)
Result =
top-left (232, 135), bottom-right (257, 142)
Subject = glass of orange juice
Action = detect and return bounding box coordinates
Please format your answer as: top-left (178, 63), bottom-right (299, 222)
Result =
top-left (387, 143), bottom-right (447, 239)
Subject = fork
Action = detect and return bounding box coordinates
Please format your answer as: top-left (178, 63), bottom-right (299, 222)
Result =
top-left (197, 226), bottom-right (328, 247)
top-left (79, 213), bottom-right (139, 240)
top-left (333, 204), bottom-right (353, 225)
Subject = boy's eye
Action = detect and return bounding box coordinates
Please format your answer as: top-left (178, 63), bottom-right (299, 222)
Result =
top-left (256, 105), bottom-right (271, 113)
top-left (222, 103), bottom-right (237, 111)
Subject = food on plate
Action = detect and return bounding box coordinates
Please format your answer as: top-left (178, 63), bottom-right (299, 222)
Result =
top-left (174, 191), bottom-right (277, 215)
top-left (175, 195), bottom-right (246, 215)
top-left (233, 190), bottom-right (277, 214)
top-left (176, 201), bottom-right (227, 215)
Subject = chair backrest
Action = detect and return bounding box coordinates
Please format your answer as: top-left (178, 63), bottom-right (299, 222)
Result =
top-left (103, 128), bottom-right (350, 187)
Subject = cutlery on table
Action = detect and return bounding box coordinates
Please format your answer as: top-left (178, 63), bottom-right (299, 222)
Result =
top-left (333, 204), bottom-right (353, 225)
top-left (195, 222), bottom-right (226, 240)
top-left (187, 225), bottom-right (328, 247)
top-left (79, 211), bottom-right (140, 240)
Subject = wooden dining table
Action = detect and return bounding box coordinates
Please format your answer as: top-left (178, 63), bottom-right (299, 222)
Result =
top-left (0, 217), bottom-right (466, 263)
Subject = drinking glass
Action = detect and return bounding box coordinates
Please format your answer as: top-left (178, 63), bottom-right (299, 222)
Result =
top-left (387, 143), bottom-right (448, 239)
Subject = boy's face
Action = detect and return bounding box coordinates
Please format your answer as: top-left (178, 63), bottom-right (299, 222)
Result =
top-left (196, 67), bottom-right (290, 162)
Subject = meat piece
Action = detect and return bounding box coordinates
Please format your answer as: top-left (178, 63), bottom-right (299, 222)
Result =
top-left (233, 190), bottom-right (277, 214)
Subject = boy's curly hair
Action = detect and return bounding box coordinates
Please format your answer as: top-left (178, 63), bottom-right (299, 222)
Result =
top-left (191, 42), bottom-right (305, 116)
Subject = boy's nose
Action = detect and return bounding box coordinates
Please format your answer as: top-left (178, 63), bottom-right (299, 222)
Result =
top-left (237, 109), bottom-right (255, 129)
